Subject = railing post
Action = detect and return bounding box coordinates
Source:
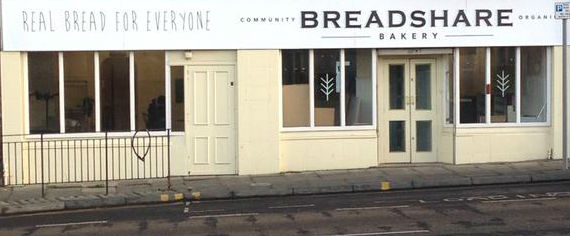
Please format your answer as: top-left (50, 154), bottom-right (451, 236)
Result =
top-left (105, 131), bottom-right (109, 195)
top-left (40, 133), bottom-right (45, 198)
top-left (167, 129), bottom-right (171, 190)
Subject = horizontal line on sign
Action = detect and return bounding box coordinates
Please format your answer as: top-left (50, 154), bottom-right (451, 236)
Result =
top-left (315, 229), bottom-right (430, 236)
top-left (481, 197), bottom-right (556, 203)
top-left (36, 220), bottom-right (108, 228)
top-left (445, 34), bottom-right (494, 37)
top-left (336, 205), bottom-right (409, 211)
top-left (321, 35), bottom-right (371, 39)
top-left (188, 213), bottom-right (259, 219)
top-left (269, 204), bottom-right (315, 209)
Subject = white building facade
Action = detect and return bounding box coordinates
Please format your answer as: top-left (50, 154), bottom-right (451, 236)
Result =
top-left (0, 0), bottom-right (566, 184)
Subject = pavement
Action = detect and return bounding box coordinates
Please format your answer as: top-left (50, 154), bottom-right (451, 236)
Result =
top-left (0, 159), bottom-right (568, 216)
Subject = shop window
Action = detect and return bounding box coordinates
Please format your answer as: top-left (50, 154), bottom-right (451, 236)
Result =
top-left (64, 52), bottom-right (95, 133)
top-left (459, 48), bottom-right (486, 124)
top-left (282, 50), bottom-right (310, 127)
top-left (457, 46), bottom-right (550, 125)
top-left (521, 47), bottom-right (548, 123)
top-left (314, 49), bottom-right (341, 126)
top-left (28, 52), bottom-right (60, 134)
top-left (100, 52), bottom-right (130, 132)
top-left (491, 47), bottom-right (516, 123)
top-left (171, 66), bottom-right (185, 131)
top-left (135, 51), bottom-right (165, 131)
top-left (281, 49), bottom-right (375, 129)
top-left (345, 49), bottom-right (373, 126)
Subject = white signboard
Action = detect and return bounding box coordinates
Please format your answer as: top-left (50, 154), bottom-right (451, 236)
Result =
top-left (555, 2), bottom-right (570, 19)
top-left (0, 0), bottom-right (564, 51)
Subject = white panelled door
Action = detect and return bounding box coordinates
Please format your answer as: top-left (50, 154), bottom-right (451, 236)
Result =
top-left (186, 65), bottom-right (236, 175)
top-left (379, 59), bottom-right (437, 163)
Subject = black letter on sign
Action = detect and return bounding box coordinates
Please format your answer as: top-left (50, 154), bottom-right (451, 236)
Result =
top-left (324, 11), bottom-right (341, 28)
top-left (365, 11), bottom-right (383, 28)
top-left (22, 11), bottom-right (29, 31)
top-left (389, 10), bottom-right (406, 27)
top-left (345, 11), bottom-right (361, 28)
top-left (497, 9), bottom-right (513, 26)
top-left (453, 10), bottom-right (471, 27)
top-left (431, 10), bottom-right (448, 27)
top-left (410, 10), bottom-right (426, 28)
top-left (475, 9), bottom-right (492, 26)
top-left (301, 11), bottom-right (318, 28)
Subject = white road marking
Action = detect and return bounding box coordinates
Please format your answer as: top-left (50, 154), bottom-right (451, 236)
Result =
top-left (36, 220), bottom-right (108, 228)
top-left (315, 229), bottom-right (430, 236)
top-left (482, 197), bottom-right (557, 203)
top-left (183, 208), bottom-right (189, 213)
top-left (336, 205), bottom-right (410, 211)
top-left (188, 213), bottom-right (259, 219)
top-left (269, 204), bottom-right (315, 209)
top-left (191, 209), bottom-right (226, 213)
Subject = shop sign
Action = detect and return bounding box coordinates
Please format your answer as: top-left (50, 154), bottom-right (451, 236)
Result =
top-left (0, 0), bottom-right (565, 51)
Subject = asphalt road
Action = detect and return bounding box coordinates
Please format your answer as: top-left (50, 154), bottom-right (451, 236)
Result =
top-left (0, 182), bottom-right (569, 236)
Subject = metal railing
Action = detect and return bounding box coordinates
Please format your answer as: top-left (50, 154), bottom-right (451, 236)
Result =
top-left (1, 129), bottom-right (171, 196)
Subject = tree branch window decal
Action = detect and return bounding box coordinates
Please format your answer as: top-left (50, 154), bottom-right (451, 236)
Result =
top-left (319, 73), bottom-right (335, 102)
top-left (495, 70), bottom-right (511, 98)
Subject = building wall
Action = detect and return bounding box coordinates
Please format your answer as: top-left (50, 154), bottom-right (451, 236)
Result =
top-left (280, 130), bottom-right (377, 171)
top-left (236, 50), bottom-right (280, 175)
top-left (1, 52), bottom-right (25, 137)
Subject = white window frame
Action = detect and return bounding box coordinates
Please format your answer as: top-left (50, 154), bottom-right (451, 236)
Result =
top-left (451, 46), bottom-right (552, 128)
top-left (24, 51), bottom-right (173, 138)
top-left (280, 49), bottom-right (377, 132)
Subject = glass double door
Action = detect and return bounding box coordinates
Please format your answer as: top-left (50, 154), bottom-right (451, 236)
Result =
top-left (380, 59), bottom-right (436, 163)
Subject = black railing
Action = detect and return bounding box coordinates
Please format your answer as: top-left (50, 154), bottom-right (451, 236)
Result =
top-left (1, 130), bottom-right (171, 197)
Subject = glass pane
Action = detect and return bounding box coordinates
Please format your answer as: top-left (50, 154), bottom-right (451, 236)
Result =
top-left (389, 121), bottom-right (406, 152)
top-left (460, 48), bottom-right (486, 124)
top-left (135, 51), bottom-right (165, 131)
top-left (389, 64), bottom-right (405, 110)
top-left (64, 52), bottom-right (95, 133)
top-left (415, 64), bottom-right (431, 110)
top-left (491, 47), bottom-right (516, 123)
top-left (28, 52), bottom-right (60, 134)
top-left (521, 47), bottom-right (547, 123)
top-left (446, 55), bottom-right (455, 124)
top-left (282, 50), bottom-right (310, 127)
top-left (314, 49), bottom-right (340, 126)
top-left (100, 52), bottom-right (130, 132)
top-left (416, 121), bottom-right (432, 152)
top-left (171, 66), bottom-right (185, 131)
top-left (345, 49), bottom-right (373, 126)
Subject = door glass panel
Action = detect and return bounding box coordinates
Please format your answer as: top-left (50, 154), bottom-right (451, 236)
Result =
top-left (415, 64), bottom-right (431, 110)
top-left (416, 120), bottom-right (432, 152)
top-left (389, 65), bottom-right (405, 110)
top-left (389, 121), bottom-right (405, 152)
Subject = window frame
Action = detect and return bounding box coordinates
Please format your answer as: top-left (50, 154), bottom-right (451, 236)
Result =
top-left (24, 51), bottom-right (180, 137)
top-left (279, 49), bottom-right (378, 132)
top-left (449, 46), bottom-right (552, 128)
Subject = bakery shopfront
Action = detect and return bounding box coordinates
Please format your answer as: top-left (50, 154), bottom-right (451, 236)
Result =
top-left (0, 0), bottom-right (565, 184)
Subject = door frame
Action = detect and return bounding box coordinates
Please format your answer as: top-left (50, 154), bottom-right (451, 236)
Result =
top-left (183, 63), bottom-right (238, 175)
top-left (377, 56), bottom-right (439, 164)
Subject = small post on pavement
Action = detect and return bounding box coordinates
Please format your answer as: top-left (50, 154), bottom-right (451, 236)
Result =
top-left (556, 2), bottom-right (570, 170)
